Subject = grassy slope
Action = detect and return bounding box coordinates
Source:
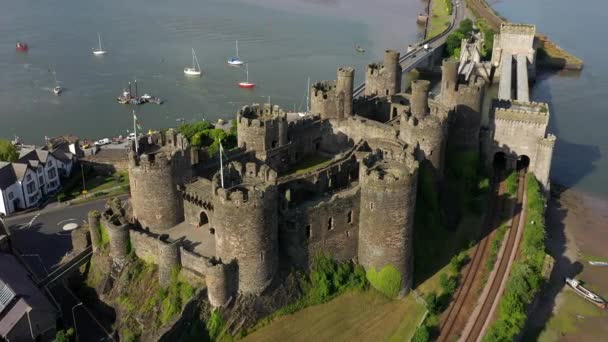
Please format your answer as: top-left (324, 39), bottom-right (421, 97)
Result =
top-left (243, 289), bottom-right (426, 342)
top-left (427, 0), bottom-right (451, 39)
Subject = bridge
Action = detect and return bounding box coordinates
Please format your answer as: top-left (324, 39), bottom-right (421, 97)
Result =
top-left (36, 246), bottom-right (93, 288)
top-left (353, 3), bottom-right (464, 97)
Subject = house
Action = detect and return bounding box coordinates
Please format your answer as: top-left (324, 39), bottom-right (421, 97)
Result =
top-left (0, 253), bottom-right (57, 341)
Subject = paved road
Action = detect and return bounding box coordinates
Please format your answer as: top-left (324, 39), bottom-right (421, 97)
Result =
top-left (4, 196), bottom-right (123, 341)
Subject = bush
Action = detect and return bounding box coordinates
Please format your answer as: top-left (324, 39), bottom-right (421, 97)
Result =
top-left (412, 323), bottom-right (431, 342)
top-left (57, 192), bottom-right (67, 202)
top-left (177, 120), bottom-right (237, 154)
top-left (444, 0), bottom-right (453, 15)
top-left (505, 171), bottom-right (518, 197)
top-left (121, 328), bottom-right (139, 342)
top-left (449, 252), bottom-right (470, 273)
top-left (0, 139), bottom-right (18, 162)
top-left (425, 291), bottom-right (440, 314)
top-left (55, 328), bottom-right (75, 342)
top-left (206, 310), bottom-right (226, 341)
top-left (440, 273), bottom-right (458, 295)
top-left (366, 265), bottom-right (402, 298)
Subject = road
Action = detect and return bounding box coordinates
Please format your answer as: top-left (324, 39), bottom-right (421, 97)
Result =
top-left (353, 1), bottom-right (465, 97)
top-left (4, 196), bottom-right (125, 341)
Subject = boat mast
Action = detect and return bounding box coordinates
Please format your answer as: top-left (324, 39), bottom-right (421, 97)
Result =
top-left (133, 110), bottom-right (139, 153)
top-left (245, 63), bottom-right (249, 82)
top-left (236, 40), bottom-right (239, 58)
top-left (306, 77), bottom-right (310, 112)
top-left (98, 33), bottom-right (102, 50)
top-left (219, 139), bottom-right (224, 188)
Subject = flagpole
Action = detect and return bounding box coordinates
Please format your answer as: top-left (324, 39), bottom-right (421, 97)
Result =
top-left (133, 110), bottom-right (138, 154)
top-left (219, 139), bottom-right (224, 188)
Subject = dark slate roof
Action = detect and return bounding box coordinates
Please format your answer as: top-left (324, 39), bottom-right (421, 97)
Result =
top-left (10, 163), bottom-right (30, 182)
top-left (0, 253), bottom-right (56, 337)
top-left (50, 148), bottom-right (73, 162)
top-left (18, 148), bottom-right (50, 165)
top-left (0, 163), bottom-right (17, 191)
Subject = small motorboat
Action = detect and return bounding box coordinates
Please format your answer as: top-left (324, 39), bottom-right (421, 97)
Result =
top-left (53, 85), bottom-right (62, 95)
top-left (238, 63), bottom-right (255, 89)
top-left (355, 44), bottom-right (365, 53)
top-left (589, 261), bottom-right (608, 267)
top-left (123, 89), bottom-right (130, 97)
top-left (227, 40), bottom-right (244, 66)
top-left (141, 93), bottom-right (151, 100)
top-left (16, 42), bottom-right (28, 52)
top-left (184, 48), bottom-right (202, 76)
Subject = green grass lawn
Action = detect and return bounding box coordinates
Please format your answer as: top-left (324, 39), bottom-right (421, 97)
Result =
top-left (285, 155), bottom-right (333, 175)
top-left (243, 289), bottom-right (426, 342)
top-left (60, 170), bottom-right (129, 202)
top-left (427, 0), bottom-right (452, 39)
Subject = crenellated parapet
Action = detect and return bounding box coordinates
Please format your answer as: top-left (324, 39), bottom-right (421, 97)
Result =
top-left (493, 100), bottom-right (549, 126)
top-left (358, 152), bottom-right (418, 296)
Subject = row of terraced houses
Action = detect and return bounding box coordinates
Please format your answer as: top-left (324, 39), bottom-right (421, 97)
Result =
top-left (0, 139), bottom-right (79, 216)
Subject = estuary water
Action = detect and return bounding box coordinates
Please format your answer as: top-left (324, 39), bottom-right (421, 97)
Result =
top-left (0, 0), bottom-right (423, 141)
top-left (492, 0), bottom-right (608, 198)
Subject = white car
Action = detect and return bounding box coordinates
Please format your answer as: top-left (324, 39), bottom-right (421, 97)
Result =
top-left (94, 138), bottom-right (111, 146)
top-left (127, 133), bottom-right (136, 141)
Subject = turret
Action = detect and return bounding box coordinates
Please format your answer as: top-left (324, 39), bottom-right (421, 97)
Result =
top-left (534, 134), bottom-right (556, 191)
top-left (365, 50), bottom-right (402, 97)
top-left (440, 58), bottom-right (459, 103)
top-left (310, 81), bottom-right (338, 120)
top-left (236, 103), bottom-right (287, 153)
top-left (410, 80), bottom-right (430, 118)
top-left (336, 67), bottom-right (355, 117)
top-left (212, 162), bottom-right (278, 294)
top-left (358, 153), bottom-right (419, 296)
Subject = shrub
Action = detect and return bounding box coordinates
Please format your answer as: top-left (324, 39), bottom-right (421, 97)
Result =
top-left (0, 139), bottom-right (18, 162)
top-left (366, 265), bottom-right (402, 298)
top-left (206, 310), bottom-right (226, 341)
top-left (57, 192), bottom-right (67, 202)
top-left (449, 251), bottom-right (470, 273)
top-left (505, 171), bottom-right (518, 197)
top-left (412, 323), bottom-right (431, 342)
top-left (425, 291), bottom-right (440, 314)
top-left (440, 273), bottom-right (458, 295)
top-left (55, 328), bottom-right (75, 342)
top-left (121, 328), bottom-right (139, 342)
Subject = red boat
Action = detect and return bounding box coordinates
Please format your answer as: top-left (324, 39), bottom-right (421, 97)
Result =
top-left (238, 63), bottom-right (255, 89)
top-left (16, 42), bottom-right (28, 52)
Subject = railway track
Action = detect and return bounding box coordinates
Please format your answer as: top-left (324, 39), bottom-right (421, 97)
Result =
top-left (463, 168), bottom-right (528, 341)
top-left (437, 168), bottom-right (507, 342)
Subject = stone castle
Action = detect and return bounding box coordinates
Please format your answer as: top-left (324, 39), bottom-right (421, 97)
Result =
top-left (90, 37), bottom-right (555, 309)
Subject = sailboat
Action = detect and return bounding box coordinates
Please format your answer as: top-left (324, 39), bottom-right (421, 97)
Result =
top-left (296, 78), bottom-right (311, 117)
top-left (227, 40), bottom-right (244, 66)
top-left (238, 63), bottom-right (255, 88)
top-left (93, 33), bottom-right (107, 55)
top-left (184, 48), bottom-right (202, 76)
top-left (51, 67), bottom-right (62, 95)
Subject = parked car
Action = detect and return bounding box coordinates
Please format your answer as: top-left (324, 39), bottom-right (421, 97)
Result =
top-left (127, 133), bottom-right (137, 141)
top-left (94, 138), bottom-right (111, 146)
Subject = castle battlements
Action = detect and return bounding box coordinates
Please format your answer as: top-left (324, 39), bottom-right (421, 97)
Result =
top-left (500, 22), bottom-right (536, 36)
top-left (538, 134), bottom-right (557, 148)
top-left (312, 81), bottom-right (337, 98)
top-left (494, 100), bottom-right (550, 125)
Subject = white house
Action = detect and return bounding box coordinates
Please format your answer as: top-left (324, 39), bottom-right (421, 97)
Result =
top-left (0, 147), bottom-right (66, 216)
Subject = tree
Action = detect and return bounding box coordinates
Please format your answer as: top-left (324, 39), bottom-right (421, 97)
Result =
top-left (458, 19), bottom-right (474, 36)
top-left (412, 324), bottom-right (431, 342)
top-left (445, 32), bottom-right (465, 57)
top-left (0, 139), bottom-right (18, 162)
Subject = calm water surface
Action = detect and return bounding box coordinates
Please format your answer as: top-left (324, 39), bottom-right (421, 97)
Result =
top-left (0, 0), bottom-right (423, 142)
top-left (493, 0), bottom-right (608, 198)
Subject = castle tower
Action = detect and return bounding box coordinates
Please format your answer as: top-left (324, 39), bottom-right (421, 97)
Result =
top-left (88, 210), bottom-right (102, 252)
top-left (336, 67), bottom-right (355, 117)
top-left (310, 81), bottom-right (338, 120)
top-left (101, 217), bottom-right (130, 264)
top-left (206, 259), bottom-right (236, 308)
top-left (236, 103), bottom-right (287, 154)
top-left (128, 130), bottom-right (192, 231)
top-left (158, 240), bottom-right (180, 287)
top-left (358, 153), bottom-right (419, 296)
top-left (410, 80), bottom-right (430, 118)
top-left (440, 58), bottom-right (459, 106)
top-left (365, 50), bottom-right (402, 97)
top-left (399, 81), bottom-right (450, 174)
top-left (439, 58), bottom-right (486, 151)
top-left (212, 162), bottom-right (279, 294)
top-left (534, 135), bottom-right (555, 190)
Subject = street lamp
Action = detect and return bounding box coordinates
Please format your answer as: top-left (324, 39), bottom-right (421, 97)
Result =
top-left (80, 164), bottom-right (86, 194)
top-left (72, 302), bottom-right (83, 342)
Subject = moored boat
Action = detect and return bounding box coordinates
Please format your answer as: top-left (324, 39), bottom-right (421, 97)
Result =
top-left (589, 261), bottom-right (608, 267)
top-left (184, 48), bottom-right (202, 76)
top-left (53, 85), bottom-right (62, 95)
top-left (238, 63), bottom-right (255, 88)
top-left (16, 42), bottom-right (28, 52)
top-left (565, 278), bottom-right (607, 308)
top-left (93, 33), bottom-right (107, 55)
top-left (227, 40), bottom-right (244, 66)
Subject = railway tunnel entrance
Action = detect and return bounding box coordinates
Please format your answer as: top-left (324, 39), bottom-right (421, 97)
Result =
top-left (516, 155), bottom-right (530, 171)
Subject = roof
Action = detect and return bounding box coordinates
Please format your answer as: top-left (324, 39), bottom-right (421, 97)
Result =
top-left (0, 253), bottom-right (56, 337)
top-left (10, 163), bottom-right (30, 182)
top-left (18, 148), bottom-right (50, 165)
top-left (0, 163), bottom-right (17, 191)
top-left (50, 148), bottom-right (73, 162)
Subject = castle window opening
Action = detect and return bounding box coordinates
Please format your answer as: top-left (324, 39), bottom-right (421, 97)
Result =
top-left (517, 155), bottom-right (530, 171)
top-left (315, 141), bottom-right (320, 151)
top-left (347, 210), bottom-right (353, 224)
top-left (327, 217), bottom-right (334, 231)
top-left (370, 202), bottom-right (374, 210)
top-left (346, 230), bottom-right (351, 238)
top-left (306, 225), bottom-right (312, 239)
top-left (392, 108), bottom-right (397, 119)
top-left (209, 227), bottom-right (215, 235)
top-left (199, 211), bottom-right (209, 227)
top-left (271, 140), bottom-right (277, 148)
top-left (386, 89), bottom-right (389, 96)
top-left (493, 151), bottom-right (507, 170)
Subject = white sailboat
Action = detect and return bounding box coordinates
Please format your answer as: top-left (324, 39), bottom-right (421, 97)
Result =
top-left (93, 33), bottom-right (107, 55)
top-left (51, 67), bottom-right (62, 95)
top-left (184, 48), bottom-right (202, 76)
top-left (227, 40), bottom-right (244, 66)
top-left (296, 78), bottom-right (311, 117)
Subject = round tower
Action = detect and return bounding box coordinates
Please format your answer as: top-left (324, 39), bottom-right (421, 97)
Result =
top-left (336, 67), bottom-right (355, 117)
top-left (310, 81), bottom-right (338, 119)
top-left (212, 163), bottom-right (278, 294)
top-left (358, 156), bottom-right (419, 296)
top-left (128, 131), bottom-right (191, 232)
top-left (410, 80), bottom-right (430, 118)
top-left (440, 58), bottom-right (459, 108)
top-left (400, 111), bottom-right (448, 174)
top-left (158, 240), bottom-right (180, 287)
top-left (206, 259), bottom-right (235, 308)
top-left (102, 218), bottom-right (130, 264)
top-left (383, 50), bottom-right (402, 96)
top-left (87, 210), bottom-right (102, 252)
